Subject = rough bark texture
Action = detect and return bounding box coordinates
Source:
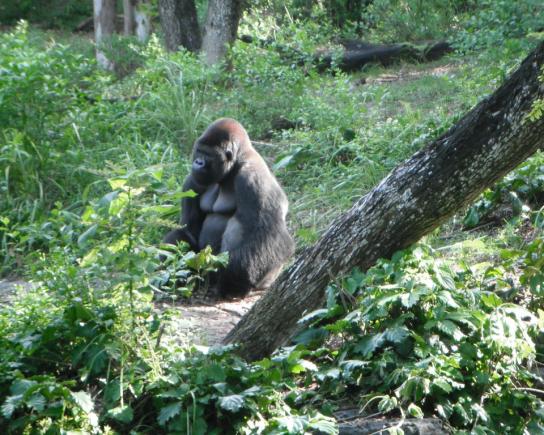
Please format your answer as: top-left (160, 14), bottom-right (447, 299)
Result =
top-left (201, 0), bottom-right (243, 65)
top-left (158, 0), bottom-right (201, 52)
top-left (93, 0), bottom-right (116, 70)
top-left (224, 41), bottom-right (544, 361)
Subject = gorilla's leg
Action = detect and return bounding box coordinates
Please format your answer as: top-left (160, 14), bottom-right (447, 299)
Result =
top-left (217, 271), bottom-right (252, 298)
top-left (163, 228), bottom-right (198, 251)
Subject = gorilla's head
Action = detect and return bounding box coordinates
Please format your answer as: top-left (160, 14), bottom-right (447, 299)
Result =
top-left (190, 118), bottom-right (250, 186)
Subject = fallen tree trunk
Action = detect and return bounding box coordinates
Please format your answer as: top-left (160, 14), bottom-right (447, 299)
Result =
top-left (224, 41), bottom-right (544, 361)
top-left (315, 40), bottom-right (452, 72)
top-left (240, 36), bottom-right (452, 72)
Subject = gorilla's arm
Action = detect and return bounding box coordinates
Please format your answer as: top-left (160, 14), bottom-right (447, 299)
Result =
top-left (163, 175), bottom-right (205, 251)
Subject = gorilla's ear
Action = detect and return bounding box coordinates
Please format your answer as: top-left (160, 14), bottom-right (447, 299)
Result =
top-left (225, 149), bottom-right (234, 161)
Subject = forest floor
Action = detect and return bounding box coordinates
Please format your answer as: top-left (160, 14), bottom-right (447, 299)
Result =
top-left (155, 292), bottom-right (262, 346)
top-left (0, 278), bottom-right (261, 346)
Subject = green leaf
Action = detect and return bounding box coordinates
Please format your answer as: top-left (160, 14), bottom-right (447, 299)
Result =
top-left (10, 379), bottom-right (37, 395)
top-left (317, 368), bottom-right (341, 381)
top-left (273, 154), bottom-right (296, 171)
top-left (384, 327), bottom-right (410, 343)
top-left (298, 309), bottom-right (329, 324)
top-left (432, 379), bottom-right (452, 393)
top-left (292, 327), bottom-right (328, 346)
top-left (103, 380), bottom-right (121, 405)
top-left (108, 178), bottom-right (127, 190)
top-left (150, 167), bottom-right (164, 181)
top-left (464, 207), bottom-right (480, 227)
top-left (308, 413), bottom-right (338, 434)
top-left (378, 396), bottom-right (397, 413)
top-left (454, 402), bottom-right (470, 423)
top-left (341, 359), bottom-right (368, 374)
top-left (481, 292), bottom-right (503, 308)
top-left (433, 264), bottom-right (456, 291)
top-left (437, 291), bottom-right (460, 308)
top-left (107, 405), bottom-right (134, 423)
top-left (219, 394), bottom-right (244, 412)
top-left (299, 359), bottom-right (318, 372)
top-left (436, 319), bottom-right (465, 340)
top-left (77, 224), bottom-right (98, 248)
top-left (471, 404), bottom-right (489, 423)
top-left (202, 363), bottom-right (226, 383)
top-left (109, 192), bottom-right (129, 216)
top-left (167, 189), bottom-right (198, 200)
top-left (354, 333), bottom-right (385, 356)
top-left (27, 393), bottom-right (46, 412)
top-left (98, 190), bottom-right (119, 209)
top-left (158, 402), bottom-right (182, 426)
top-left (70, 391), bottom-right (94, 414)
top-left (242, 386), bottom-right (262, 397)
top-left (407, 403), bottom-right (424, 418)
top-left (273, 415), bottom-right (306, 433)
top-left (1, 395), bottom-right (23, 418)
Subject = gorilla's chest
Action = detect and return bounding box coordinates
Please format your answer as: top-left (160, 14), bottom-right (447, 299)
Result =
top-left (198, 182), bottom-right (237, 251)
top-left (200, 183), bottom-right (236, 214)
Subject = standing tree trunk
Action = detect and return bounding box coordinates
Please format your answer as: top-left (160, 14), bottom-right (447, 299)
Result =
top-left (123, 0), bottom-right (135, 35)
top-left (201, 0), bottom-right (243, 65)
top-left (93, 0), bottom-right (116, 70)
top-left (224, 41), bottom-right (544, 361)
top-left (123, 0), bottom-right (151, 42)
top-left (134, 0), bottom-right (151, 42)
top-left (158, 0), bottom-right (201, 52)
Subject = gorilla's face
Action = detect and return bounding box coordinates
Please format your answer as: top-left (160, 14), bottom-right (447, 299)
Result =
top-left (191, 140), bottom-right (235, 186)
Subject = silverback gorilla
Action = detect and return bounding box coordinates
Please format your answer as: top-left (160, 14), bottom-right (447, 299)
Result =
top-left (164, 118), bottom-right (295, 298)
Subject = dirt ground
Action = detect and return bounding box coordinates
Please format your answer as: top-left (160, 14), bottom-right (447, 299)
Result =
top-left (155, 291), bottom-right (263, 346)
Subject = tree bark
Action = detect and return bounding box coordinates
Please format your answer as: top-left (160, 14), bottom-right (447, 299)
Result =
top-left (158, 0), bottom-right (201, 52)
top-left (123, 0), bottom-right (135, 35)
top-left (93, 0), bottom-right (116, 70)
top-left (224, 41), bottom-right (544, 361)
top-left (134, 0), bottom-right (151, 42)
top-left (201, 0), bottom-right (243, 65)
top-left (124, 0), bottom-right (151, 41)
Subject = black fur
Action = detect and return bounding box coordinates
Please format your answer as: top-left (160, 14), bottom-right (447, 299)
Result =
top-left (164, 118), bottom-right (295, 298)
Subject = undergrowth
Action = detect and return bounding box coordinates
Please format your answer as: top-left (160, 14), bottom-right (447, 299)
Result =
top-left (1, 1), bottom-right (544, 432)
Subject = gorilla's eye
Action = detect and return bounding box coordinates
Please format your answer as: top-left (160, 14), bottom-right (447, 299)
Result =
top-left (225, 150), bottom-right (233, 161)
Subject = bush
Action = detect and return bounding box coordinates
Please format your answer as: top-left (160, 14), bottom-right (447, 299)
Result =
top-left (296, 237), bottom-right (544, 433)
top-left (0, 0), bottom-right (93, 29)
top-left (362, 0), bottom-right (465, 42)
top-left (0, 22), bottom-right (101, 212)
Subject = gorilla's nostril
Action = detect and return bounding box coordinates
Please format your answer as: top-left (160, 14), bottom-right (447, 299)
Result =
top-left (194, 158), bottom-right (205, 168)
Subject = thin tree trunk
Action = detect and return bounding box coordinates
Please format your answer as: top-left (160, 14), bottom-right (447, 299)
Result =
top-left (123, 0), bottom-right (135, 35)
top-left (201, 0), bottom-right (243, 65)
top-left (158, 0), bottom-right (201, 52)
top-left (93, 0), bottom-right (116, 70)
top-left (224, 41), bottom-right (544, 361)
top-left (134, 0), bottom-right (151, 42)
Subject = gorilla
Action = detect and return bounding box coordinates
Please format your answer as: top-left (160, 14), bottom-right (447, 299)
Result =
top-left (164, 118), bottom-right (295, 298)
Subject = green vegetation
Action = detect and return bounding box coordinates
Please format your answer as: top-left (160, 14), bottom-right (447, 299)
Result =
top-left (1, 1), bottom-right (544, 433)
